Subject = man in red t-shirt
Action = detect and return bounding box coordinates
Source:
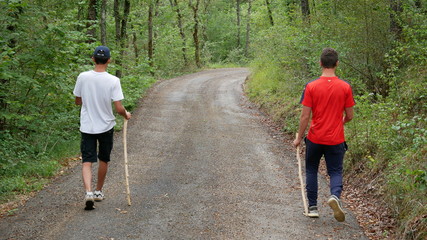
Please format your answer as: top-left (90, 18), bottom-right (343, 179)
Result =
top-left (293, 48), bottom-right (355, 222)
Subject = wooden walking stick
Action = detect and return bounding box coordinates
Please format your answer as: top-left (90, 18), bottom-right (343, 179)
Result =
top-left (296, 133), bottom-right (308, 216)
top-left (123, 119), bottom-right (132, 206)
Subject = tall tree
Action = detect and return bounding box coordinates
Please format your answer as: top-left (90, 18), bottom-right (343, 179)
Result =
top-left (170, 0), bottom-right (188, 65)
top-left (201, 0), bottom-right (211, 52)
top-left (189, 0), bottom-right (201, 68)
top-left (390, 0), bottom-right (402, 38)
top-left (87, 0), bottom-right (98, 42)
top-left (148, 0), bottom-right (155, 74)
top-left (120, 0), bottom-right (131, 45)
top-left (132, 25), bottom-right (139, 63)
top-left (265, 0), bottom-right (274, 26)
top-left (236, 0), bottom-right (241, 48)
top-left (300, 0), bottom-right (310, 21)
top-left (245, 0), bottom-right (252, 58)
top-left (114, 0), bottom-right (121, 48)
top-left (101, 0), bottom-right (107, 45)
top-left (114, 0), bottom-right (131, 78)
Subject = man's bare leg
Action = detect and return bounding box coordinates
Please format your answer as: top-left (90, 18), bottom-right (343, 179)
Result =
top-left (82, 162), bottom-right (93, 192)
top-left (96, 160), bottom-right (108, 191)
top-left (82, 162), bottom-right (95, 210)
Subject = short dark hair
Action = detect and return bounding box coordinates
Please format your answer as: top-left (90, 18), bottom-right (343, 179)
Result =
top-left (94, 57), bottom-right (109, 64)
top-left (320, 48), bottom-right (338, 68)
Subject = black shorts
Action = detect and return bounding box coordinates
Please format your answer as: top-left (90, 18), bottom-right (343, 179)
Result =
top-left (81, 128), bottom-right (114, 163)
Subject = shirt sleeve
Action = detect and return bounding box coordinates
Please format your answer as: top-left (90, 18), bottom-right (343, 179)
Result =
top-left (111, 78), bottom-right (125, 102)
top-left (73, 75), bottom-right (82, 97)
top-left (300, 84), bottom-right (313, 108)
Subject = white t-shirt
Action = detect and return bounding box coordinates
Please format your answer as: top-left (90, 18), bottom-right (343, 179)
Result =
top-left (73, 70), bottom-right (124, 134)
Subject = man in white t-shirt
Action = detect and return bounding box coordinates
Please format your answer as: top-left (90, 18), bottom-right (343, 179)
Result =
top-left (73, 46), bottom-right (131, 210)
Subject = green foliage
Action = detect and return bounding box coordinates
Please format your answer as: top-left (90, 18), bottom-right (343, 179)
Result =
top-left (121, 75), bottom-right (156, 111)
top-left (115, 74), bottom-right (157, 130)
top-left (204, 1), bottom-right (240, 62)
top-left (153, 26), bottom-right (188, 75)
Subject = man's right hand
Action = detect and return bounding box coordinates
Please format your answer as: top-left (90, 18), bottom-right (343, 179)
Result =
top-left (125, 111), bottom-right (132, 120)
top-left (293, 138), bottom-right (302, 148)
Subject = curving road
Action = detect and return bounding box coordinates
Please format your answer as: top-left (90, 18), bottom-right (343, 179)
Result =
top-left (0, 68), bottom-right (366, 239)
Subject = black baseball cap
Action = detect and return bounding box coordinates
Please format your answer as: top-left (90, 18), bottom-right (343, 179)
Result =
top-left (93, 46), bottom-right (111, 59)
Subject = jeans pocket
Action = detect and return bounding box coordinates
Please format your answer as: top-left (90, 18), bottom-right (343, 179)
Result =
top-left (344, 141), bottom-right (348, 151)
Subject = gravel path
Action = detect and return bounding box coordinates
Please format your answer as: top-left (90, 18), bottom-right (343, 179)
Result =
top-left (0, 68), bottom-right (367, 240)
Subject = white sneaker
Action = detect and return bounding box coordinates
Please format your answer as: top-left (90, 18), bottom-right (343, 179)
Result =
top-left (84, 192), bottom-right (95, 210)
top-left (328, 195), bottom-right (345, 222)
top-left (94, 190), bottom-right (104, 202)
top-left (307, 206), bottom-right (319, 218)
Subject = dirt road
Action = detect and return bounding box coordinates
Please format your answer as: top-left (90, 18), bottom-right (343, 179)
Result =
top-left (0, 69), bottom-right (366, 239)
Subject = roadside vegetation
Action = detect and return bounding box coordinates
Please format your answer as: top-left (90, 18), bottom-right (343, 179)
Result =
top-left (0, 0), bottom-right (425, 239)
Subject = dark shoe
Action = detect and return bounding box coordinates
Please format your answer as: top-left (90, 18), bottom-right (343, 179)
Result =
top-left (307, 206), bottom-right (319, 218)
top-left (84, 192), bottom-right (95, 210)
top-left (327, 195), bottom-right (345, 222)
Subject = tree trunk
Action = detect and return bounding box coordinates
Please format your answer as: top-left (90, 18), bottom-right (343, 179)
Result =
top-left (114, 0), bottom-right (130, 78)
top-left (101, 0), bottom-right (107, 45)
top-left (201, 0), bottom-right (211, 52)
top-left (114, 0), bottom-right (121, 46)
top-left (117, 0), bottom-right (130, 78)
top-left (245, 0), bottom-right (252, 58)
top-left (190, 0), bottom-right (201, 68)
top-left (148, 1), bottom-right (155, 74)
top-left (120, 0), bottom-right (130, 44)
top-left (236, 0), bottom-right (241, 48)
top-left (170, 0), bottom-right (188, 65)
top-left (312, 0), bottom-right (316, 16)
top-left (301, 0), bottom-right (310, 22)
top-left (154, 0), bottom-right (161, 40)
top-left (132, 26), bottom-right (139, 63)
top-left (87, 0), bottom-right (98, 42)
top-left (265, 0), bottom-right (274, 26)
top-left (390, 0), bottom-right (402, 38)
top-left (114, 0), bottom-right (122, 77)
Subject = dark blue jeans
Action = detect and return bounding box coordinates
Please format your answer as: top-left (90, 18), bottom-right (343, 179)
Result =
top-left (305, 138), bottom-right (347, 207)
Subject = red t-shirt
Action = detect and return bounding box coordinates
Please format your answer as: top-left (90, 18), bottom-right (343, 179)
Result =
top-left (300, 76), bottom-right (355, 145)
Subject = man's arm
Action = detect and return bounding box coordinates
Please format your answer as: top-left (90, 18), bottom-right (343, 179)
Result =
top-left (293, 105), bottom-right (312, 148)
top-left (113, 100), bottom-right (131, 120)
top-left (75, 97), bottom-right (82, 105)
top-left (343, 107), bottom-right (354, 124)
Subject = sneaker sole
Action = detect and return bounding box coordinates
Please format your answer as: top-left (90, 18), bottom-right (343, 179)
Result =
top-left (328, 198), bottom-right (345, 222)
top-left (307, 212), bottom-right (319, 218)
top-left (94, 198), bottom-right (103, 202)
top-left (84, 200), bottom-right (95, 210)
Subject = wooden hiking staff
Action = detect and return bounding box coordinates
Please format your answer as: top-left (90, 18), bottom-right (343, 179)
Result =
top-left (123, 119), bottom-right (132, 206)
top-left (296, 133), bottom-right (308, 216)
